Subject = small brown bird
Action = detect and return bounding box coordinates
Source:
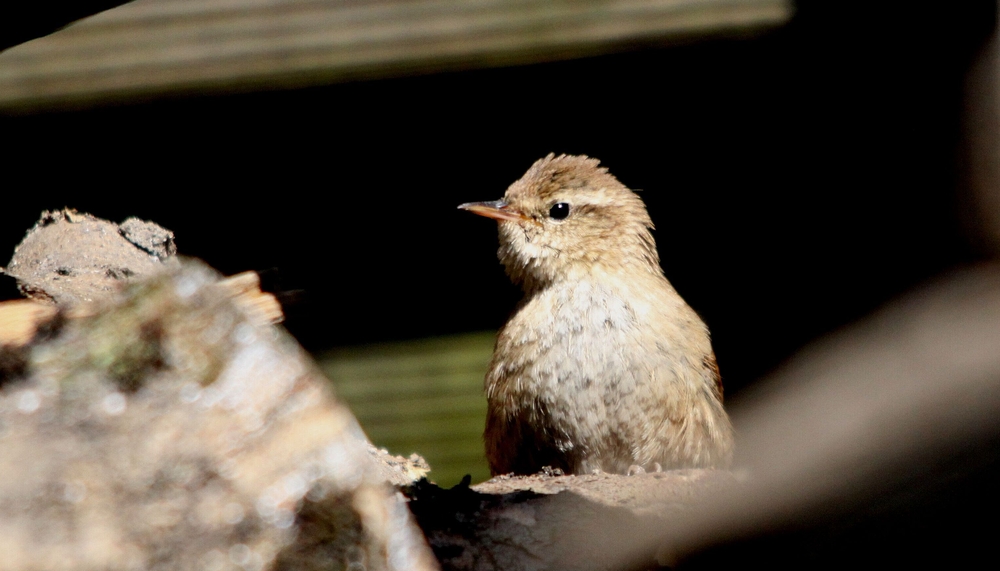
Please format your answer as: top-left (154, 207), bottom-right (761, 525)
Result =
top-left (460, 154), bottom-right (734, 476)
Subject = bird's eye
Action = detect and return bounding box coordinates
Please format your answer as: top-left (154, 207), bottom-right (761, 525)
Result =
top-left (548, 203), bottom-right (571, 220)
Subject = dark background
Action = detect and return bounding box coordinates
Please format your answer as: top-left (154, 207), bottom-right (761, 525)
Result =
top-left (2, 1), bottom-right (998, 567)
top-left (2, 1), bottom-right (993, 401)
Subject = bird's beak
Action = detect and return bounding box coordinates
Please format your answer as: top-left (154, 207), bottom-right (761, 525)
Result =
top-left (457, 200), bottom-right (530, 222)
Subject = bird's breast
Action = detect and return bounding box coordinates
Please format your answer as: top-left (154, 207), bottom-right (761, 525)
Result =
top-left (484, 275), bottom-right (729, 472)
top-left (488, 280), bottom-right (666, 404)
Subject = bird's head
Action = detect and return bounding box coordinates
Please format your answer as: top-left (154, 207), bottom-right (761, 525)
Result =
top-left (459, 154), bottom-right (661, 289)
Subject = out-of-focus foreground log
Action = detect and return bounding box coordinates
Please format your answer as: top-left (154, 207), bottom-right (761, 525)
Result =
top-left (0, 258), bottom-right (437, 571)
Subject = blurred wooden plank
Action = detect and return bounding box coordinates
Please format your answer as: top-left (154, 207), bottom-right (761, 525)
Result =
top-left (365, 419), bottom-right (490, 440)
top-left (349, 394), bottom-right (486, 420)
top-left (0, 0), bottom-right (792, 112)
top-left (317, 331), bottom-right (494, 486)
top-left (0, 2), bottom-right (134, 52)
top-left (962, 7), bottom-right (1000, 253)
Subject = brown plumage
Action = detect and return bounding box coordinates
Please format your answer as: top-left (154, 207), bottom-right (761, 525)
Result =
top-left (460, 154), bottom-right (734, 475)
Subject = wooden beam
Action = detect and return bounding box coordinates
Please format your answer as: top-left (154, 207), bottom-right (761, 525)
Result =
top-left (0, 0), bottom-right (791, 112)
top-left (0, 2), bottom-right (134, 53)
top-left (962, 4), bottom-right (1000, 253)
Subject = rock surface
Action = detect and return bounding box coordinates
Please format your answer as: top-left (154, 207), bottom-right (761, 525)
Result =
top-left (2, 209), bottom-right (176, 305)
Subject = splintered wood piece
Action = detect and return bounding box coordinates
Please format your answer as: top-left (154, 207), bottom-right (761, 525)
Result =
top-left (0, 299), bottom-right (57, 347)
top-left (217, 271), bottom-right (285, 326)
